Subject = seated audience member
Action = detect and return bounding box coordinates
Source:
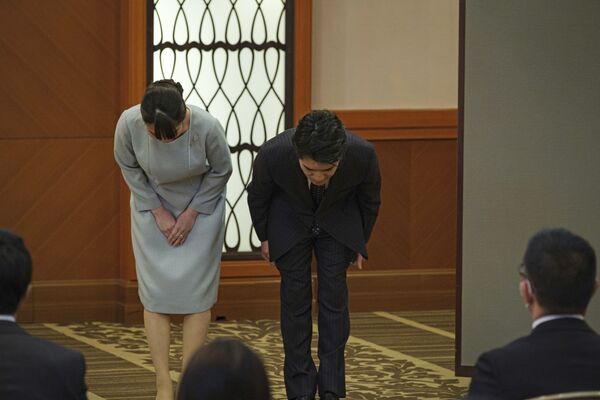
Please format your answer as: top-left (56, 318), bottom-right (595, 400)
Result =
top-left (0, 229), bottom-right (87, 399)
top-left (468, 228), bottom-right (600, 399)
top-left (177, 337), bottom-right (271, 400)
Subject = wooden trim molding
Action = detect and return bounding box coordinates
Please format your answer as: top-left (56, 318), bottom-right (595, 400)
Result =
top-left (17, 268), bottom-right (454, 323)
top-left (351, 127), bottom-right (457, 141)
top-left (127, 268), bottom-right (455, 322)
top-left (293, 0), bottom-right (312, 124)
top-left (334, 109), bottom-right (458, 141)
top-left (119, 0), bottom-right (148, 281)
top-left (119, 0), bottom-right (147, 109)
top-left (221, 260), bottom-right (279, 278)
top-left (18, 280), bottom-right (123, 323)
top-left (336, 109), bottom-right (457, 129)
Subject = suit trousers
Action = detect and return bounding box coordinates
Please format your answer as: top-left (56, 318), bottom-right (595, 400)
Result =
top-left (275, 228), bottom-right (354, 399)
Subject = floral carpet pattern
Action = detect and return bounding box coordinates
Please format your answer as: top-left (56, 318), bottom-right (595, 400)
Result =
top-left (27, 311), bottom-right (469, 399)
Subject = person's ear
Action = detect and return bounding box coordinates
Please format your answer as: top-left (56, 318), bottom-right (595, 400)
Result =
top-left (519, 279), bottom-right (533, 308)
top-left (593, 278), bottom-right (600, 296)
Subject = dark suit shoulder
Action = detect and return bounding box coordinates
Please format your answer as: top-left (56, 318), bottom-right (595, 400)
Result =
top-left (344, 131), bottom-right (376, 163)
top-left (469, 335), bottom-right (535, 399)
top-left (0, 323), bottom-right (82, 363)
top-left (0, 323), bottom-right (86, 399)
top-left (475, 334), bottom-right (531, 365)
top-left (479, 320), bottom-right (600, 364)
top-left (260, 129), bottom-right (295, 152)
top-left (470, 320), bottom-right (600, 399)
top-left (22, 329), bottom-right (83, 364)
top-left (346, 130), bottom-right (374, 150)
top-left (256, 130), bottom-right (296, 165)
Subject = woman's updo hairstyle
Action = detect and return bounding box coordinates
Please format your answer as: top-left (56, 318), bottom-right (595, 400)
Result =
top-left (140, 79), bottom-right (186, 140)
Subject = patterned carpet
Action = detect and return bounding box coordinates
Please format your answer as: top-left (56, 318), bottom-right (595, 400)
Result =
top-left (23, 310), bottom-right (469, 400)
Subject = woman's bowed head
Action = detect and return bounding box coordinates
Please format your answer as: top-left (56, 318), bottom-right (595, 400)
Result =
top-left (141, 79), bottom-right (189, 142)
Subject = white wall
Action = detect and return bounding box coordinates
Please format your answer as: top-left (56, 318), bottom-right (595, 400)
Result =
top-left (312, 0), bottom-right (459, 109)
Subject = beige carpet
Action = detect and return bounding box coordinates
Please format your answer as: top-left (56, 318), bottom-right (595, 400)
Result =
top-left (23, 310), bottom-right (469, 400)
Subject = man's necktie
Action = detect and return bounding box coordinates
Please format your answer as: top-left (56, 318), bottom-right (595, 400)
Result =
top-left (310, 184), bottom-right (325, 207)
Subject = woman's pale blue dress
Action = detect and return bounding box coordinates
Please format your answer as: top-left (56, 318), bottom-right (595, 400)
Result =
top-left (114, 104), bottom-right (232, 314)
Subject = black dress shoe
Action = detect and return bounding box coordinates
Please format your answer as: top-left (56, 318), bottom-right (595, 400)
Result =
top-left (321, 393), bottom-right (339, 400)
top-left (293, 396), bottom-right (313, 400)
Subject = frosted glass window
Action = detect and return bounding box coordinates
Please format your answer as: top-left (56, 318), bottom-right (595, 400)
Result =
top-left (150, 0), bottom-right (290, 257)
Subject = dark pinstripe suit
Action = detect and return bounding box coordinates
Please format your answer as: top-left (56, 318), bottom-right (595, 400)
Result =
top-left (247, 129), bottom-right (381, 399)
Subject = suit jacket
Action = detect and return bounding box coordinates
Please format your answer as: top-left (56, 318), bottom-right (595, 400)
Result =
top-left (468, 318), bottom-right (600, 400)
top-left (247, 129), bottom-right (381, 261)
top-left (0, 321), bottom-right (87, 400)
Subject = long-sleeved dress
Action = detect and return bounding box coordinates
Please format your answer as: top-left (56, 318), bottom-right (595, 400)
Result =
top-left (114, 104), bottom-right (232, 314)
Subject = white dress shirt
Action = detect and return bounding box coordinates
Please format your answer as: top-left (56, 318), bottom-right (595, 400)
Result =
top-left (0, 314), bottom-right (16, 322)
top-left (532, 314), bottom-right (584, 329)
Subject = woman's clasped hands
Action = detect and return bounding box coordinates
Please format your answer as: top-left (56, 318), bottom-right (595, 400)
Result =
top-left (151, 206), bottom-right (199, 246)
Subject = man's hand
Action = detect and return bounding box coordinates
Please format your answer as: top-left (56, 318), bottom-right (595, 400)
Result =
top-left (168, 208), bottom-right (200, 246)
top-left (260, 241), bottom-right (271, 263)
top-left (350, 253), bottom-right (364, 270)
top-left (151, 206), bottom-right (176, 239)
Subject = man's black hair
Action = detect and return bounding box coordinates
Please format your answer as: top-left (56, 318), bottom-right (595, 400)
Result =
top-left (293, 110), bottom-right (347, 164)
top-left (0, 230), bottom-right (32, 315)
top-left (524, 228), bottom-right (597, 314)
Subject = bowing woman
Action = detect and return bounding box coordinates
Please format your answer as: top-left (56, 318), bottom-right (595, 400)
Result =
top-left (114, 79), bottom-right (232, 399)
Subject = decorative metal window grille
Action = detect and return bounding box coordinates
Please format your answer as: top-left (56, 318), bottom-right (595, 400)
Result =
top-left (148, 0), bottom-right (293, 258)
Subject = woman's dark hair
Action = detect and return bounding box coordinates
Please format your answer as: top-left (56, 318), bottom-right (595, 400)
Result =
top-left (0, 230), bottom-right (32, 315)
top-left (177, 338), bottom-right (271, 400)
top-left (293, 110), bottom-right (347, 163)
top-left (140, 79), bottom-right (186, 140)
top-left (524, 228), bottom-right (597, 314)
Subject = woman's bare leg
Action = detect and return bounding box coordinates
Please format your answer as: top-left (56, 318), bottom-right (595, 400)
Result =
top-left (144, 310), bottom-right (174, 400)
top-left (181, 310), bottom-right (211, 372)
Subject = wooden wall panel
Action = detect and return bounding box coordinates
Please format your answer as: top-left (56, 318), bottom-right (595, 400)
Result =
top-left (0, 0), bottom-right (120, 138)
top-left (357, 140), bottom-right (458, 271)
top-left (340, 109), bottom-right (458, 273)
top-left (409, 141), bottom-right (457, 269)
top-left (0, 0), bottom-right (122, 324)
top-left (348, 269), bottom-right (456, 311)
top-left (30, 280), bottom-right (120, 322)
top-left (366, 142), bottom-right (411, 269)
top-left (0, 139), bottom-right (120, 280)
